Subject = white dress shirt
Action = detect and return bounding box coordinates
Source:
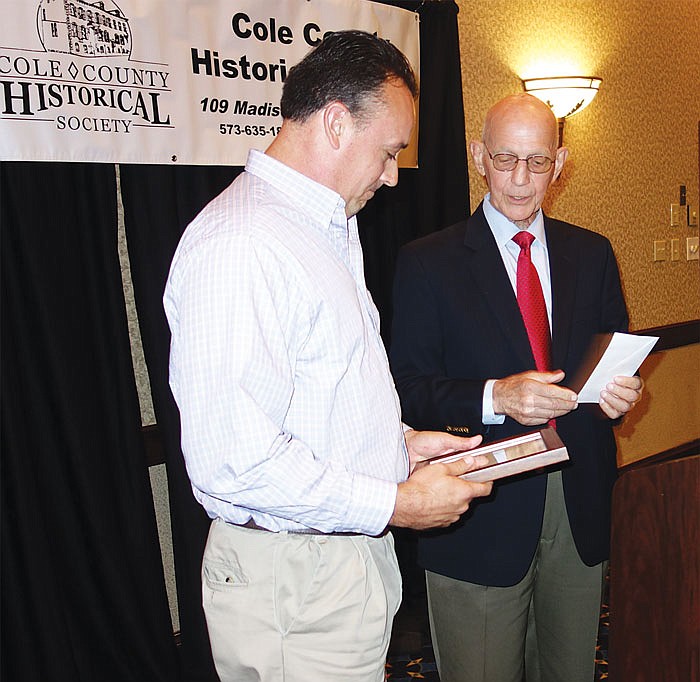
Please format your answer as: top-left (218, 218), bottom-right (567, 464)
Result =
top-left (164, 149), bottom-right (409, 536)
top-left (481, 194), bottom-right (553, 424)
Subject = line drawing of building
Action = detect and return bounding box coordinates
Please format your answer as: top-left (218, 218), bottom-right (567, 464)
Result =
top-left (37, 0), bottom-right (132, 58)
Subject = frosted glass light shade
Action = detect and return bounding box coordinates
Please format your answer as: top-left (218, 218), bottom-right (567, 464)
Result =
top-left (522, 76), bottom-right (602, 119)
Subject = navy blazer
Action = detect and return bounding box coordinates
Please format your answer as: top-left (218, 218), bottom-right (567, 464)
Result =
top-left (390, 203), bottom-right (629, 586)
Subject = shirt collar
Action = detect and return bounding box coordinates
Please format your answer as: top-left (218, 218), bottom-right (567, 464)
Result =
top-left (483, 193), bottom-right (547, 250)
top-left (245, 149), bottom-right (347, 231)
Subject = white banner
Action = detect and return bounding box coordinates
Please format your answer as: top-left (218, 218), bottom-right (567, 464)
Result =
top-left (0, 0), bottom-right (419, 166)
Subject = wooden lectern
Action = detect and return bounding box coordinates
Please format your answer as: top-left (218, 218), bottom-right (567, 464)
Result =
top-left (608, 452), bottom-right (699, 682)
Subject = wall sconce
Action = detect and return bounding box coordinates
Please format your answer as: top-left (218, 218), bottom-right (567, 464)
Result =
top-left (521, 76), bottom-right (602, 145)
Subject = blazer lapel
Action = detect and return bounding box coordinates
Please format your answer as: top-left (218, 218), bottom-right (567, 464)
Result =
top-left (545, 216), bottom-right (576, 370)
top-left (463, 205), bottom-right (535, 369)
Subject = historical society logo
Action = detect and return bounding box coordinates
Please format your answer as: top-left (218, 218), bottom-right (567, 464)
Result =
top-left (37, 0), bottom-right (132, 58)
top-left (1, 0), bottom-right (171, 135)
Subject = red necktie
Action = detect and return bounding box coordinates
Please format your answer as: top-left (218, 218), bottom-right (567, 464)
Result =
top-left (512, 231), bottom-right (551, 372)
top-left (513, 232), bottom-right (556, 429)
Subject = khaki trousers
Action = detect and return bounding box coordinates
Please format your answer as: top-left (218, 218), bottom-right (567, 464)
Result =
top-left (202, 518), bottom-right (402, 682)
top-left (426, 472), bottom-right (605, 682)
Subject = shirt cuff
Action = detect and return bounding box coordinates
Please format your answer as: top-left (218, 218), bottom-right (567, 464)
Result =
top-left (344, 474), bottom-right (398, 537)
top-left (483, 379), bottom-right (506, 425)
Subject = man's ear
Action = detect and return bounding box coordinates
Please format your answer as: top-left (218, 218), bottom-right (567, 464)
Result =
top-left (469, 140), bottom-right (487, 176)
top-left (552, 146), bottom-right (569, 181)
top-left (323, 102), bottom-right (349, 150)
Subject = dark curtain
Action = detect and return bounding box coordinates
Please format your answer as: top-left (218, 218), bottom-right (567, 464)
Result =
top-left (119, 2), bottom-right (469, 678)
top-left (360, 0), bottom-right (470, 342)
top-left (120, 166), bottom-right (241, 681)
top-left (0, 163), bottom-right (178, 681)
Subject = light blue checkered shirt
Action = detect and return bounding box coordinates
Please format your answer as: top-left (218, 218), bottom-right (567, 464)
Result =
top-left (164, 149), bottom-right (409, 535)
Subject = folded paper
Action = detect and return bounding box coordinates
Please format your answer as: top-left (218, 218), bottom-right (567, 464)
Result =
top-left (570, 332), bottom-right (658, 403)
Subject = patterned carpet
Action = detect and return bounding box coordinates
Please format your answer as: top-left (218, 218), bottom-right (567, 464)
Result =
top-left (386, 573), bottom-right (610, 681)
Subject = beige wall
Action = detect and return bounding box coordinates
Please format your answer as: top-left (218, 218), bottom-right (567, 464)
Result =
top-left (456, 0), bottom-right (700, 331)
top-left (456, 0), bottom-right (700, 465)
top-left (615, 343), bottom-right (700, 466)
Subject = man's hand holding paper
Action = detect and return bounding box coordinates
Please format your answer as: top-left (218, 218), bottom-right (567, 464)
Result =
top-left (492, 369), bottom-right (579, 426)
top-left (598, 374), bottom-right (644, 419)
top-left (571, 332), bottom-right (655, 419)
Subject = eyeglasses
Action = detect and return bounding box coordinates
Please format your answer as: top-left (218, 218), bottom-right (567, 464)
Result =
top-left (484, 146), bottom-right (554, 174)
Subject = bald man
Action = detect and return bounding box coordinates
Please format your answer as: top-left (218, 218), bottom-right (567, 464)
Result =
top-left (390, 93), bottom-right (642, 682)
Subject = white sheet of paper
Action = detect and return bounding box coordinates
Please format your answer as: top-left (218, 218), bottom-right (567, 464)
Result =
top-left (576, 332), bottom-right (658, 403)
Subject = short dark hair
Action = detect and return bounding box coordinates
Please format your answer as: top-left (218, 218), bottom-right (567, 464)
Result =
top-left (280, 30), bottom-right (418, 123)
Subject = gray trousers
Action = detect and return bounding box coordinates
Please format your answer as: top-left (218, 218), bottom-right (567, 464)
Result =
top-left (426, 471), bottom-right (605, 682)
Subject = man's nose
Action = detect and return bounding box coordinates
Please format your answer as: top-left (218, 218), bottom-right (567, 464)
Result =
top-left (381, 159), bottom-right (399, 187)
top-left (510, 158), bottom-right (531, 184)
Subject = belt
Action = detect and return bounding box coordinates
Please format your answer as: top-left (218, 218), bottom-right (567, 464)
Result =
top-left (238, 518), bottom-right (365, 537)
